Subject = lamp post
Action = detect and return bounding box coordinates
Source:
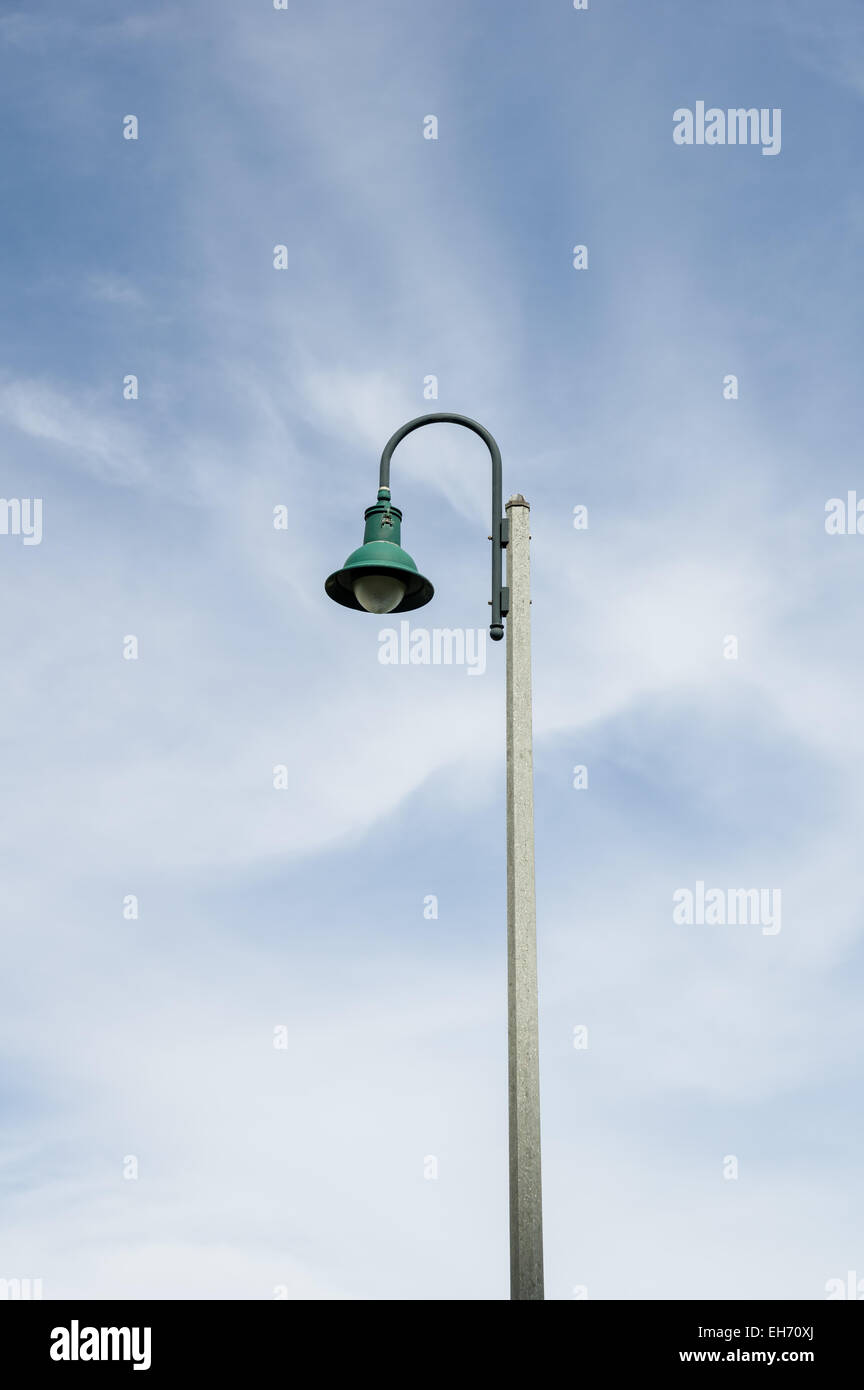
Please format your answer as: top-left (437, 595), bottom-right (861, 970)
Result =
top-left (325, 412), bottom-right (544, 1301)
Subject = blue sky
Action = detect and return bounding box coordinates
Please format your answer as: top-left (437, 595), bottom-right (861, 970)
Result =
top-left (1, 0), bottom-right (863, 1299)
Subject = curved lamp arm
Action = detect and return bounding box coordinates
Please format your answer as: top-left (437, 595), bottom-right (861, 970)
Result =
top-left (378, 412), bottom-right (509, 640)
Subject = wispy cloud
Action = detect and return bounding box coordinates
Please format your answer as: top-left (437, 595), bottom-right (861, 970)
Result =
top-left (0, 0), bottom-right (861, 1301)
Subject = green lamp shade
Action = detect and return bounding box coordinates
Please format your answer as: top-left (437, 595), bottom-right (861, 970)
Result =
top-left (325, 493), bottom-right (434, 615)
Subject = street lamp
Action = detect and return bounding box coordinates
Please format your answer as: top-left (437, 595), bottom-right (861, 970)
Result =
top-left (325, 412), bottom-right (544, 1301)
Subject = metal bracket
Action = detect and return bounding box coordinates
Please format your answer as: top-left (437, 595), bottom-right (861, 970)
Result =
top-left (379, 412), bottom-right (508, 642)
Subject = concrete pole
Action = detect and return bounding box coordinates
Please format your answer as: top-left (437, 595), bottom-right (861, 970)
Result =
top-left (505, 494), bottom-right (544, 1301)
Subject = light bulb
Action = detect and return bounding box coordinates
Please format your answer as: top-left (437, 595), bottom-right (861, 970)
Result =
top-left (353, 573), bottom-right (407, 614)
